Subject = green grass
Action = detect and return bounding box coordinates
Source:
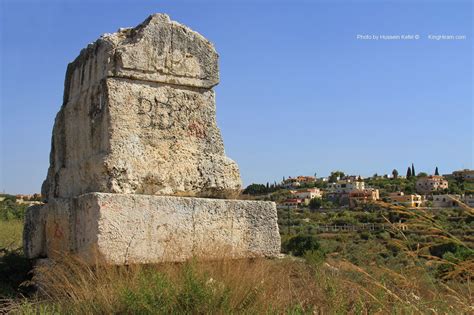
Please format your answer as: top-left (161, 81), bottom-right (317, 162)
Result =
top-left (0, 220), bottom-right (23, 249)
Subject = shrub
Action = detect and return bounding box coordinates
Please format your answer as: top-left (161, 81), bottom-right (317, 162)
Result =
top-left (309, 198), bottom-right (322, 210)
top-left (0, 200), bottom-right (27, 221)
top-left (429, 242), bottom-right (459, 258)
top-left (283, 234), bottom-right (320, 256)
top-left (378, 231), bottom-right (391, 241)
top-left (359, 231), bottom-right (371, 240)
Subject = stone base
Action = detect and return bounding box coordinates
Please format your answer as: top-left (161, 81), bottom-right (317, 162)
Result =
top-left (23, 193), bottom-right (281, 264)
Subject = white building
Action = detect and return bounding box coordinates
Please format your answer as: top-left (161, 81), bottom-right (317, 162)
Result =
top-left (293, 188), bottom-right (322, 200)
top-left (328, 180), bottom-right (365, 194)
top-left (416, 176), bottom-right (448, 194)
top-left (388, 192), bottom-right (423, 208)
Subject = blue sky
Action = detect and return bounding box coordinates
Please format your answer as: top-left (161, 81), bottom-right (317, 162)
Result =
top-left (1, 0), bottom-right (472, 194)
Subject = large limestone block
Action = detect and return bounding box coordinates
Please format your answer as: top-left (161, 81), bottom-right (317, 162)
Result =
top-left (41, 14), bottom-right (241, 201)
top-left (23, 205), bottom-right (48, 258)
top-left (44, 198), bottom-right (73, 255)
top-left (24, 194), bottom-right (281, 263)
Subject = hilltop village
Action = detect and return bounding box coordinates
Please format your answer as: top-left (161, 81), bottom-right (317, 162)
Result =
top-left (3, 168), bottom-right (474, 213)
top-left (243, 167), bottom-right (474, 210)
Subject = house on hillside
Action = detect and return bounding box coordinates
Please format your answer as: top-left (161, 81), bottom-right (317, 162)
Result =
top-left (452, 169), bottom-right (474, 181)
top-left (328, 180), bottom-right (365, 194)
top-left (284, 188), bottom-right (323, 206)
top-left (278, 198), bottom-right (304, 208)
top-left (416, 176), bottom-right (448, 194)
top-left (281, 178), bottom-right (301, 189)
top-left (432, 194), bottom-right (461, 208)
top-left (292, 188), bottom-right (322, 200)
top-left (349, 189), bottom-right (380, 208)
top-left (388, 192), bottom-right (423, 208)
top-left (295, 176), bottom-right (316, 184)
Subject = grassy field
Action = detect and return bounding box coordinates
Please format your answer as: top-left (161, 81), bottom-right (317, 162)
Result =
top-left (0, 220), bottom-right (23, 249)
top-left (0, 204), bottom-right (473, 313)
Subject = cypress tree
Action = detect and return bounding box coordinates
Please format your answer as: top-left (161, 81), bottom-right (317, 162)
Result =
top-left (435, 166), bottom-right (439, 176)
top-left (411, 163), bottom-right (416, 177)
top-left (392, 169), bottom-right (399, 179)
top-left (407, 167), bottom-right (412, 178)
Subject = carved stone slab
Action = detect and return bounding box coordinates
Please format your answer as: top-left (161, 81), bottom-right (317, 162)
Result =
top-left (24, 193), bottom-right (281, 263)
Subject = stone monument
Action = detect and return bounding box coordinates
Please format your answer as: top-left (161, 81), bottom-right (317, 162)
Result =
top-left (24, 14), bottom-right (280, 264)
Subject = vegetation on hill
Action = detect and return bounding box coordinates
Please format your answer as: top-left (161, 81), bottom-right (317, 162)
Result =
top-left (0, 196), bottom-right (28, 221)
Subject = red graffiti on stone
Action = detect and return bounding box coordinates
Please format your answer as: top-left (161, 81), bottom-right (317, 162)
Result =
top-left (188, 121), bottom-right (206, 138)
top-left (53, 222), bottom-right (64, 239)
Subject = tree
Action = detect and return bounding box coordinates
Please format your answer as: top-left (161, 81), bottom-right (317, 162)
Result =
top-left (0, 199), bottom-right (28, 220)
top-left (411, 163), bottom-right (416, 177)
top-left (435, 166), bottom-right (439, 176)
top-left (392, 169), bottom-right (399, 179)
top-left (243, 184), bottom-right (267, 195)
top-left (309, 198), bottom-right (322, 210)
top-left (448, 182), bottom-right (463, 194)
top-left (329, 171), bottom-right (345, 183)
top-left (406, 167), bottom-right (412, 178)
top-left (417, 172), bottom-right (428, 178)
top-left (404, 184), bottom-right (414, 194)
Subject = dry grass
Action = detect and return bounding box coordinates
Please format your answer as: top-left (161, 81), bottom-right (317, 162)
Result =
top-left (378, 200), bottom-right (474, 282)
top-left (10, 255), bottom-right (323, 314)
top-left (1, 250), bottom-right (471, 314)
top-left (1, 205), bottom-right (473, 313)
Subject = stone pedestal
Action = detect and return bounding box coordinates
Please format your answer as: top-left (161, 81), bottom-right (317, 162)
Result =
top-left (24, 194), bottom-right (280, 263)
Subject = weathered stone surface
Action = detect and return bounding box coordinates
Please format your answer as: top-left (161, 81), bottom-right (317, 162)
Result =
top-left (23, 205), bottom-right (48, 258)
top-left (41, 13), bottom-right (241, 201)
top-left (25, 193), bottom-right (281, 263)
top-left (25, 14), bottom-right (281, 263)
